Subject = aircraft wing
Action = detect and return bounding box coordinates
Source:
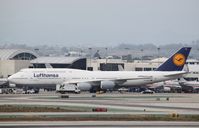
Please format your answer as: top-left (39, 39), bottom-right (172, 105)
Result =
top-left (164, 72), bottom-right (188, 77)
top-left (64, 76), bottom-right (152, 85)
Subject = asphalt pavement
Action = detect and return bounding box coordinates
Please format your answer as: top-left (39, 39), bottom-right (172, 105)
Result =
top-left (0, 121), bottom-right (199, 128)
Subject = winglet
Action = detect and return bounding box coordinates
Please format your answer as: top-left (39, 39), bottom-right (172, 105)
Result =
top-left (156, 47), bottom-right (191, 71)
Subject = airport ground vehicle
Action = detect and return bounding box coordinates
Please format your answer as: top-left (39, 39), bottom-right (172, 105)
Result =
top-left (26, 89), bottom-right (35, 94)
top-left (118, 87), bottom-right (128, 93)
top-left (0, 87), bottom-right (39, 94)
top-left (56, 84), bottom-right (80, 94)
top-left (141, 89), bottom-right (155, 94)
top-left (0, 88), bottom-right (23, 94)
top-left (1, 88), bottom-right (16, 94)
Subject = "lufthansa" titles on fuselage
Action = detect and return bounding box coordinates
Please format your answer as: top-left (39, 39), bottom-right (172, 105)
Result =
top-left (33, 73), bottom-right (59, 78)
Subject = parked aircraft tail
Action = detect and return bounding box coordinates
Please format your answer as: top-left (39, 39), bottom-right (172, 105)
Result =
top-left (156, 47), bottom-right (191, 71)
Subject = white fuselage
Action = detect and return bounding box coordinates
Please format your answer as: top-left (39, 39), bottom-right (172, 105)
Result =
top-left (179, 81), bottom-right (199, 88)
top-left (8, 68), bottom-right (186, 88)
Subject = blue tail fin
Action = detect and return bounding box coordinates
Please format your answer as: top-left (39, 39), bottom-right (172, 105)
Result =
top-left (156, 47), bottom-right (191, 71)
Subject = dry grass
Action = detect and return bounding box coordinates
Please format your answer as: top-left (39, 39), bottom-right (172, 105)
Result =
top-left (0, 114), bottom-right (199, 121)
top-left (0, 105), bottom-right (84, 112)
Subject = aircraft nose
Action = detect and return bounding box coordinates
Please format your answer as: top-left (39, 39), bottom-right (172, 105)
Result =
top-left (8, 75), bottom-right (14, 82)
top-left (8, 76), bottom-right (12, 81)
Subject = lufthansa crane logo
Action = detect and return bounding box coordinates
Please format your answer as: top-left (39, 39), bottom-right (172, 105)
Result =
top-left (173, 53), bottom-right (185, 66)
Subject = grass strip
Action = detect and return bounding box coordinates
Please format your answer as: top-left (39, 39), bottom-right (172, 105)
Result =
top-left (0, 114), bottom-right (198, 121)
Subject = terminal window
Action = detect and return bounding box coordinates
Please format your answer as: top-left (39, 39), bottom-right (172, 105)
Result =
top-left (135, 68), bottom-right (143, 71)
top-left (100, 63), bottom-right (124, 71)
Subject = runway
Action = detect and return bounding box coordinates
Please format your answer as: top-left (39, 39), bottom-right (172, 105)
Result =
top-left (0, 93), bottom-right (199, 114)
top-left (0, 121), bottom-right (199, 128)
top-left (0, 92), bottom-right (198, 127)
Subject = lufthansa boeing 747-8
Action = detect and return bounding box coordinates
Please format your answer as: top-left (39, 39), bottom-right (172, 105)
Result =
top-left (8, 47), bottom-right (191, 91)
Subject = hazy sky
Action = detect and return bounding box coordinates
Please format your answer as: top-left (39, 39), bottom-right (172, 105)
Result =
top-left (0, 0), bottom-right (198, 46)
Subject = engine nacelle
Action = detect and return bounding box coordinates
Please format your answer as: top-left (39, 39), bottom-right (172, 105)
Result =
top-left (77, 83), bottom-right (92, 91)
top-left (9, 83), bottom-right (16, 88)
top-left (101, 81), bottom-right (115, 90)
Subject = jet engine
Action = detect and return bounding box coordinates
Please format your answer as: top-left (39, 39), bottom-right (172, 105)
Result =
top-left (77, 83), bottom-right (92, 91)
top-left (100, 81), bottom-right (115, 90)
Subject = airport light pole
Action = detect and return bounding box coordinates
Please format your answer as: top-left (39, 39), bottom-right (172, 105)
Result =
top-left (88, 48), bottom-right (92, 70)
top-left (157, 47), bottom-right (160, 65)
top-left (105, 48), bottom-right (108, 64)
top-left (125, 48), bottom-right (130, 62)
top-left (34, 48), bottom-right (39, 54)
top-left (140, 49), bottom-right (143, 62)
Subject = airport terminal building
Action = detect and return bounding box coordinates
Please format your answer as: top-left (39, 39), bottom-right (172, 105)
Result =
top-left (0, 49), bottom-right (38, 78)
top-left (30, 57), bottom-right (86, 70)
top-left (89, 58), bottom-right (162, 71)
top-left (1, 48), bottom-right (199, 81)
top-left (89, 58), bottom-right (199, 81)
top-left (0, 49), bottom-right (87, 78)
